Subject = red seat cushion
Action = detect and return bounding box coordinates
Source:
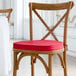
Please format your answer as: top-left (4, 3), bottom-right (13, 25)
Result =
top-left (13, 40), bottom-right (64, 51)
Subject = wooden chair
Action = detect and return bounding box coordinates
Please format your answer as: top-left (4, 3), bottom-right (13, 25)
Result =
top-left (13, 1), bottom-right (74, 76)
top-left (0, 8), bottom-right (12, 21)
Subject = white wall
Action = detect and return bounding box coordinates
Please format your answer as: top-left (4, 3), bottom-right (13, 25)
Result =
top-left (0, 0), bottom-right (4, 9)
top-left (14, 0), bottom-right (24, 39)
top-left (4, 0), bottom-right (11, 8)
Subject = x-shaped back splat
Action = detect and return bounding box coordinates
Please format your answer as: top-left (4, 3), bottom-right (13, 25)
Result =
top-left (29, 2), bottom-right (73, 43)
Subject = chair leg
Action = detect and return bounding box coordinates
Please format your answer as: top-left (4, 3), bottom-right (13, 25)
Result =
top-left (63, 52), bottom-right (67, 76)
top-left (48, 54), bottom-right (53, 76)
top-left (31, 56), bottom-right (34, 76)
top-left (13, 51), bottom-right (17, 76)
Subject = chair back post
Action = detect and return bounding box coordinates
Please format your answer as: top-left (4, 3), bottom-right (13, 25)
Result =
top-left (7, 8), bottom-right (12, 22)
top-left (29, 3), bottom-right (33, 40)
top-left (63, 2), bottom-right (74, 49)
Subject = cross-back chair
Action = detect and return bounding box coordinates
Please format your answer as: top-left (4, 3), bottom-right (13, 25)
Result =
top-left (13, 1), bottom-right (74, 76)
top-left (0, 8), bottom-right (12, 21)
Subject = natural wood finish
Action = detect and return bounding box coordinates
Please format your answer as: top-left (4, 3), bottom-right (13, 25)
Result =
top-left (13, 51), bottom-right (17, 76)
top-left (33, 56), bottom-right (37, 63)
top-left (0, 8), bottom-right (12, 21)
top-left (33, 9), bottom-right (58, 41)
top-left (37, 55), bottom-right (48, 73)
top-left (14, 48), bottom-right (64, 54)
top-left (63, 46), bottom-right (68, 76)
top-left (48, 55), bottom-right (53, 76)
top-left (16, 53), bottom-right (48, 73)
top-left (41, 13), bottom-right (67, 40)
top-left (29, 3), bottom-right (33, 40)
top-left (13, 1), bottom-right (74, 76)
top-left (30, 2), bottom-right (74, 10)
top-left (57, 54), bottom-right (65, 68)
top-left (31, 56), bottom-right (34, 76)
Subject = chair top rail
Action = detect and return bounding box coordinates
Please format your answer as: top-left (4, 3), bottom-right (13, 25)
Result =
top-left (29, 1), bottom-right (74, 10)
top-left (0, 8), bottom-right (12, 13)
top-left (0, 8), bottom-right (12, 21)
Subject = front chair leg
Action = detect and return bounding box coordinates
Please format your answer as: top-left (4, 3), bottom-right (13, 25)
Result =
top-left (13, 51), bottom-right (17, 76)
top-left (63, 52), bottom-right (67, 76)
top-left (48, 54), bottom-right (53, 76)
top-left (31, 56), bottom-right (34, 76)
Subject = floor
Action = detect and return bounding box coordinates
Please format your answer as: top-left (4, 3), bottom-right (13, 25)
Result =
top-left (7, 40), bottom-right (76, 76)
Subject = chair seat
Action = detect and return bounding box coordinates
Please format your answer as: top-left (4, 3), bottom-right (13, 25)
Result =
top-left (13, 40), bottom-right (64, 51)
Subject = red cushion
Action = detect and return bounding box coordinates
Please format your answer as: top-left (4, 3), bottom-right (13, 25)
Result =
top-left (13, 40), bottom-right (64, 51)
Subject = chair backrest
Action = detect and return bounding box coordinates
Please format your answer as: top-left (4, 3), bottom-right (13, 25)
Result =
top-left (29, 1), bottom-right (74, 47)
top-left (0, 8), bottom-right (12, 21)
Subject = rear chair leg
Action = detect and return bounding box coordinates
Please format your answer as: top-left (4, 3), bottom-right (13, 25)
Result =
top-left (63, 52), bottom-right (67, 76)
top-left (48, 54), bottom-right (53, 76)
top-left (31, 56), bottom-right (34, 76)
top-left (13, 51), bottom-right (17, 76)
